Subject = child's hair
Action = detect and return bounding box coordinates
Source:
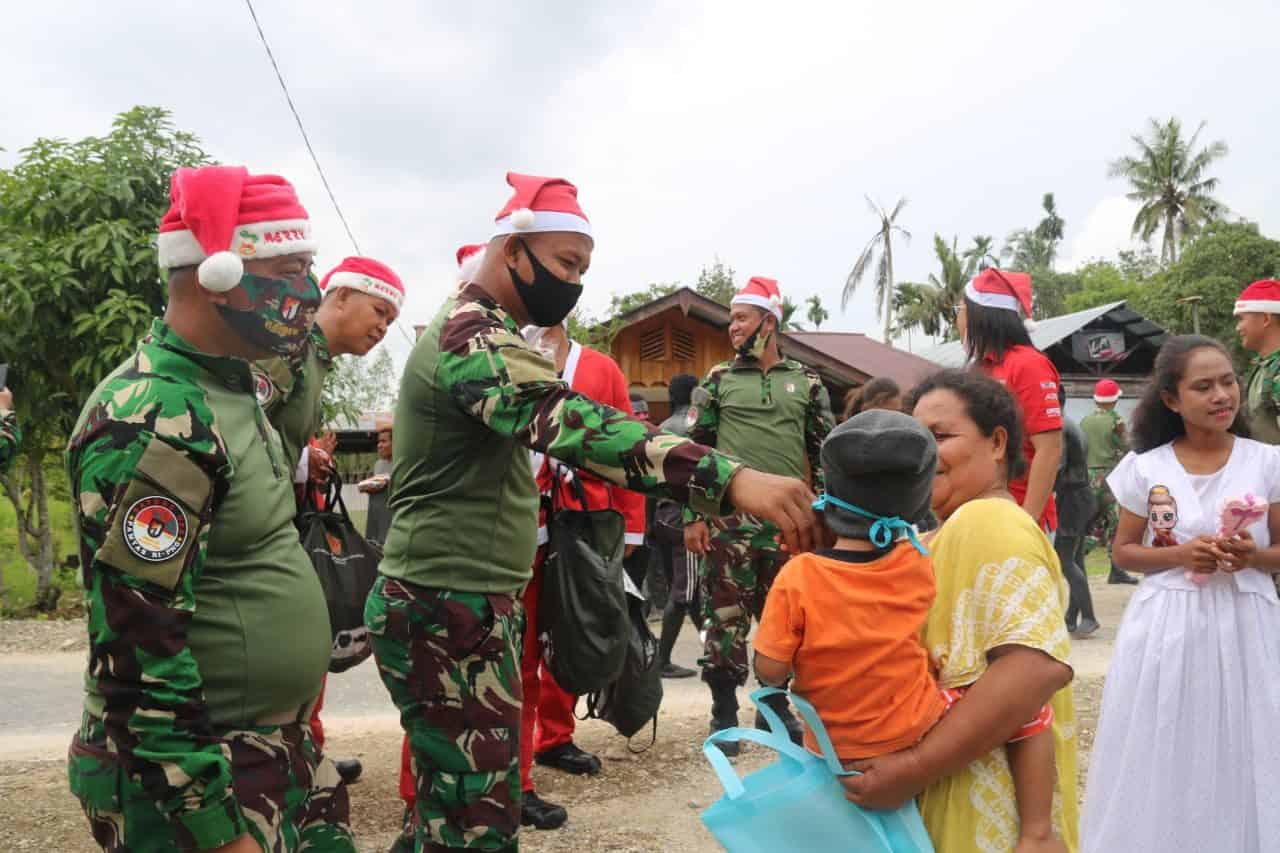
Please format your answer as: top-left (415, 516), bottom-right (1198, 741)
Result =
top-left (843, 376), bottom-right (902, 420)
top-left (962, 295), bottom-right (1034, 363)
top-left (906, 368), bottom-right (1027, 482)
top-left (1131, 335), bottom-right (1251, 453)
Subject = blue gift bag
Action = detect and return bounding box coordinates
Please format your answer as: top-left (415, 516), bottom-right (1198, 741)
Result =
top-left (701, 688), bottom-right (934, 853)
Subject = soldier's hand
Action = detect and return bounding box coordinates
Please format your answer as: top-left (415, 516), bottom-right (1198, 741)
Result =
top-left (0, 387), bottom-right (12, 410)
top-left (684, 521), bottom-right (711, 555)
top-left (726, 469), bottom-right (818, 554)
top-left (211, 835), bottom-right (260, 853)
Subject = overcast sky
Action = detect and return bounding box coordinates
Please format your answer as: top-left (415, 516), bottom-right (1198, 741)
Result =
top-left (6, 0), bottom-right (1278, 369)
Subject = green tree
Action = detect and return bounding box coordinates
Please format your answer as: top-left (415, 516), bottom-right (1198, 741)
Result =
top-left (1063, 259), bottom-right (1145, 314)
top-left (844, 196), bottom-right (910, 342)
top-left (0, 107), bottom-right (210, 609)
top-left (893, 234), bottom-right (973, 340)
top-left (1003, 193), bottom-right (1065, 271)
top-left (695, 259), bottom-right (737, 306)
top-left (1109, 117), bottom-right (1229, 264)
top-left (963, 235), bottom-right (999, 271)
top-left (320, 346), bottom-right (397, 428)
top-left (1029, 269), bottom-right (1083, 320)
top-left (1129, 220), bottom-right (1280, 368)
top-left (780, 297), bottom-right (804, 331)
top-left (805, 294), bottom-right (829, 330)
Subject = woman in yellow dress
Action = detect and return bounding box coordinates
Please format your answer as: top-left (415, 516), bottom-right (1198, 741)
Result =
top-left (844, 369), bottom-right (1080, 852)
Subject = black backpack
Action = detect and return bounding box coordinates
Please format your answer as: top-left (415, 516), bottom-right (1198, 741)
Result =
top-left (298, 474), bottom-right (381, 673)
top-left (538, 467), bottom-right (629, 696)
top-left (583, 593), bottom-right (664, 748)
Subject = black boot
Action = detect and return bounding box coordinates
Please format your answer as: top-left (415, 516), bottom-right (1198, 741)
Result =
top-left (1108, 564), bottom-right (1139, 585)
top-left (335, 758), bottom-right (362, 785)
top-left (521, 791), bottom-right (568, 830)
top-left (707, 675), bottom-right (740, 757)
top-left (754, 690), bottom-right (805, 746)
top-left (658, 603), bottom-right (696, 678)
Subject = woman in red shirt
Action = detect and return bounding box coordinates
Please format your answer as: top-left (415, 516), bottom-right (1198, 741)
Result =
top-left (958, 269), bottom-right (1064, 534)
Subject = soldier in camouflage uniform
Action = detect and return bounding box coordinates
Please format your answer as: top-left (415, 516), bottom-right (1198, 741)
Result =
top-left (252, 256), bottom-right (404, 781)
top-left (684, 276), bottom-right (835, 756)
top-left (0, 386), bottom-right (19, 475)
top-left (1235, 279), bottom-right (1280, 596)
top-left (1082, 379), bottom-right (1136, 584)
top-left (367, 172), bottom-right (819, 853)
top-left (65, 166), bottom-right (354, 853)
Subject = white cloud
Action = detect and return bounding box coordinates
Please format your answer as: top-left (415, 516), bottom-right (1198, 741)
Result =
top-left (1059, 196), bottom-right (1147, 270)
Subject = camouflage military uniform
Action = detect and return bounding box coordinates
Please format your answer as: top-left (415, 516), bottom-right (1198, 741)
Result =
top-left (1244, 350), bottom-right (1280, 446)
top-left (370, 284), bottom-right (742, 852)
top-left (0, 408), bottom-right (19, 475)
top-left (65, 320), bottom-right (352, 852)
top-left (687, 357), bottom-right (834, 685)
top-left (1081, 406), bottom-right (1128, 555)
top-left (252, 325), bottom-right (334, 473)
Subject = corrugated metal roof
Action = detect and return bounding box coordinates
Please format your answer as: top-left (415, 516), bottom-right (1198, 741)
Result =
top-left (921, 301), bottom-right (1127, 367)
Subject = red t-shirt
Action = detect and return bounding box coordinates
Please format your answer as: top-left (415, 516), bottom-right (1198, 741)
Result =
top-left (981, 345), bottom-right (1063, 531)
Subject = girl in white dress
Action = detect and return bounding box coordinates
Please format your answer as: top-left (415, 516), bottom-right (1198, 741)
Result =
top-left (1083, 335), bottom-right (1280, 852)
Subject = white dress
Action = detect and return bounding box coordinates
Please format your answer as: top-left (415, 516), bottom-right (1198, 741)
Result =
top-left (1082, 438), bottom-right (1280, 852)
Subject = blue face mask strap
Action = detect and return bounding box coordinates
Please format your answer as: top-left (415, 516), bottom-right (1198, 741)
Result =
top-left (812, 494), bottom-right (929, 556)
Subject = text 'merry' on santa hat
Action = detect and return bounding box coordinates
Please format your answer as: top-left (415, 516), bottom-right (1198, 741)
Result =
top-left (1094, 379), bottom-right (1122, 404)
top-left (318, 257), bottom-right (404, 312)
top-left (491, 172), bottom-right (592, 242)
top-left (1234, 280), bottom-right (1280, 316)
top-left (965, 268), bottom-right (1037, 330)
top-left (732, 276), bottom-right (784, 321)
top-left (157, 165), bottom-right (315, 292)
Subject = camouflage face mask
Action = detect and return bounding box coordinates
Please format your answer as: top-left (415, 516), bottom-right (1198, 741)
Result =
top-left (216, 271), bottom-right (322, 357)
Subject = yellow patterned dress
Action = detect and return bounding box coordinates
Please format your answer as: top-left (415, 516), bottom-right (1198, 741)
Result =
top-left (918, 497), bottom-right (1079, 853)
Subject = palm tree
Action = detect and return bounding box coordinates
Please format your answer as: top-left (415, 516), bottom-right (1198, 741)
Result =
top-left (780, 297), bottom-right (805, 331)
top-left (1002, 193), bottom-right (1065, 270)
top-left (1109, 118), bottom-right (1229, 264)
top-left (963, 235), bottom-right (999, 271)
top-left (805, 294), bottom-right (829, 330)
top-left (1033, 192), bottom-right (1065, 267)
top-left (892, 235), bottom-right (974, 340)
top-left (843, 196), bottom-right (911, 342)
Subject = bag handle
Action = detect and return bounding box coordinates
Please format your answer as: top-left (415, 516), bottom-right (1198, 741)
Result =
top-left (750, 687), bottom-right (856, 778)
top-left (703, 727), bottom-right (815, 800)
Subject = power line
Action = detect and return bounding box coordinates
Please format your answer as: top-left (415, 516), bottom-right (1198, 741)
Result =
top-left (243, 0), bottom-right (415, 346)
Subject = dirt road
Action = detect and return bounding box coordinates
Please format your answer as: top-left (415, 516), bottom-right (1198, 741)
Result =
top-left (0, 577), bottom-right (1133, 852)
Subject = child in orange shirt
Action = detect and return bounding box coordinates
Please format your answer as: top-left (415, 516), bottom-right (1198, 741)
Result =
top-left (754, 410), bottom-right (1063, 853)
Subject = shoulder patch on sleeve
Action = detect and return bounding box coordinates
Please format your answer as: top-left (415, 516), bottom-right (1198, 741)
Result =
top-left (96, 437), bottom-right (213, 591)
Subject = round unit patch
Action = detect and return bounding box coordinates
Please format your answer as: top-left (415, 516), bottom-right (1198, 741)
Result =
top-left (122, 497), bottom-right (189, 563)
top-left (254, 373), bottom-right (275, 407)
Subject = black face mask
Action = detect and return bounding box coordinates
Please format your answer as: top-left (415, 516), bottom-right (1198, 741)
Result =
top-left (508, 238), bottom-right (583, 327)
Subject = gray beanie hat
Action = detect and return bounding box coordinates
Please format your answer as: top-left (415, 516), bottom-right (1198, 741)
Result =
top-left (819, 409), bottom-right (938, 544)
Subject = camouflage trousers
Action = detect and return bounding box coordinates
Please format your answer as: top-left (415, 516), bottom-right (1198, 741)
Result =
top-left (68, 714), bottom-right (353, 852)
top-left (697, 512), bottom-right (786, 686)
top-left (1085, 468), bottom-right (1118, 555)
top-left (366, 575), bottom-right (524, 852)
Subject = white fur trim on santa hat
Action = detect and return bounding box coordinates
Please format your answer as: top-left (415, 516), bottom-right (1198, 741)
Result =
top-left (1094, 390), bottom-right (1122, 404)
top-left (732, 293), bottom-right (783, 321)
top-left (1234, 300), bottom-right (1280, 316)
top-left (324, 271), bottom-right (404, 311)
top-left (964, 280), bottom-right (1022, 313)
top-left (158, 218), bottom-right (316, 270)
top-left (458, 247), bottom-right (487, 284)
top-left (492, 210), bottom-right (592, 240)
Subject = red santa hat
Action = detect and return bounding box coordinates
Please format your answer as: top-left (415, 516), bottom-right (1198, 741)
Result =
top-left (318, 257), bottom-right (404, 312)
top-left (1094, 379), bottom-right (1122, 404)
top-left (491, 172), bottom-right (592, 241)
top-left (157, 165), bottom-right (315, 292)
top-left (1234, 279), bottom-right (1280, 316)
top-left (732, 276), bottom-right (783, 322)
top-left (456, 243), bottom-right (487, 283)
top-left (965, 268), bottom-right (1036, 329)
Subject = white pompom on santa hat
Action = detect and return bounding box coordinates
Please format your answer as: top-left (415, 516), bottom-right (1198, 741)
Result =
top-left (491, 172), bottom-right (592, 242)
top-left (732, 276), bottom-right (784, 322)
top-left (1233, 279), bottom-right (1280, 316)
top-left (965, 268), bottom-right (1038, 330)
top-left (157, 165), bottom-right (315, 292)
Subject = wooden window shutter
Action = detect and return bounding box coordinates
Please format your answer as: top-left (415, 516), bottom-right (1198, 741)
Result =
top-left (640, 327), bottom-right (667, 361)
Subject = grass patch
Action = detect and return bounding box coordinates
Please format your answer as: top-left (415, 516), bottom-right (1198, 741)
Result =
top-left (1085, 548), bottom-right (1111, 576)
